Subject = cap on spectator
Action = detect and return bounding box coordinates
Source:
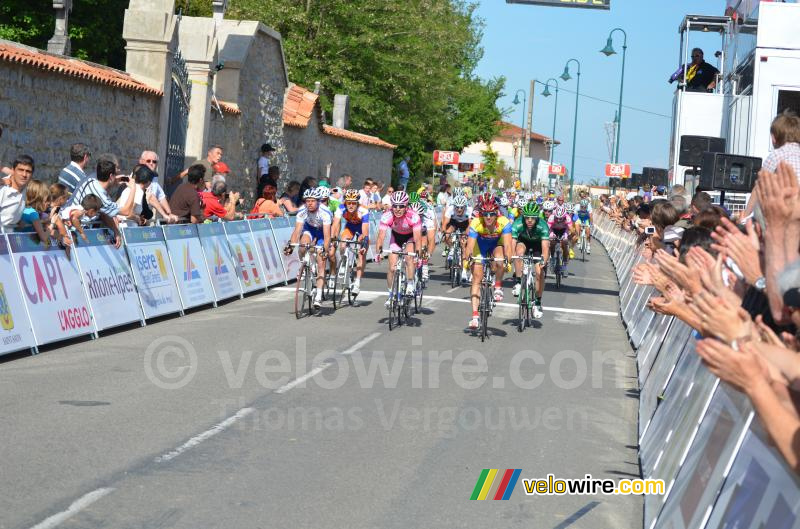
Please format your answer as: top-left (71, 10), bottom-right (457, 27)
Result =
top-left (778, 260), bottom-right (800, 307)
top-left (213, 161), bottom-right (231, 174)
top-left (662, 226), bottom-right (685, 244)
top-left (261, 143), bottom-right (275, 153)
top-left (656, 185), bottom-right (667, 194)
top-left (318, 180), bottom-right (331, 188)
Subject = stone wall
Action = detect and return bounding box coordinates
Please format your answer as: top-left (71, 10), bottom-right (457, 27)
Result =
top-left (209, 22), bottom-right (289, 203)
top-left (0, 64), bottom-right (160, 180)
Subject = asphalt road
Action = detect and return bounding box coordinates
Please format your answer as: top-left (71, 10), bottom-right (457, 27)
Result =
top-left (2, 242), bottom-right (641, 529)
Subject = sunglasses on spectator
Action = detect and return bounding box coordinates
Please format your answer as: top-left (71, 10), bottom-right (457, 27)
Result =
top-left (144, 159), bottom-right (158, 164)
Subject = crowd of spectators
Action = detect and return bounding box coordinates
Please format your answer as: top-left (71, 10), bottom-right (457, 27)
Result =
top-left (599, 110), bottom-right (800, 473)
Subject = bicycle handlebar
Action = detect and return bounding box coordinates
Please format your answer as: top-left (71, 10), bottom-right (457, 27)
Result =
top-left (511, 255), bottom-right (543, 262)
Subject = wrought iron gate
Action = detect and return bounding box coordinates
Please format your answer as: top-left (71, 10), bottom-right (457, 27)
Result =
top-left (164, 51), bottom-right (190, 197)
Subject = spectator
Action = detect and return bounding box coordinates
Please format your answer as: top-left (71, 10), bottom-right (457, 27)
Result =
top-left (693, 205), bottom-right (726, 230)
top-left (138, 150), bottom-right (178, 223)
top-left (201, 180), bottom-right (240, 221)
top-left (764, 110), bottom-right (800, 176)
top-left (669, 47), bottom-right (719, 92)
top-left (336, 173), bottom-right (353, 190)
top-left (397, 157), bottom-right (410, 190)
top-left (359, 178), bottom-right (375, 208)
top-left (0, 155), bottom-right (33, 229)
top-left (116, 165), bottom-right (155, 228)
top-left (279, 180), bottom-right (301, 213)
top-left (437, 184), bottom-right (451, 207)
top-left (59, 194), bottom-right (104, 245)
top-left (257, 143), bottom-right (275, 178)
top-left (257, 166), bottom-right (280, 201)
top-left (370, 182), bottom-right (381, 206)
top-left (381, 186), bottom-right (395, 210)
top-left (690, 191), bottom-right (713, 216)
top-left (251, 181), bottom-right (283, 218)
top-left (69, 158), bottom-right (135, 220)
top-left (169, 164), bottom-right (205, 223)
top-left (58, 143), bottom-right (91, 193)
top-left (16, 179), bottom-right (50, 244)
top-left (173, 144), bottom-right (223, 186)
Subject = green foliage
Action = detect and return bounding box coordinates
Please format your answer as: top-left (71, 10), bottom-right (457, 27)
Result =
top-left (0, 0), bottom-right (128, 68)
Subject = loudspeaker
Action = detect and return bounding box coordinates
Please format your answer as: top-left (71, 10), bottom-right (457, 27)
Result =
top-left (679, 135), bottom-right (726, 167)
top-left (643, 167), bottom-right (668, 187)
top-left (699, 153), bottom-right (761, 192)
top-left (630, 173), bottom-right (642, 189)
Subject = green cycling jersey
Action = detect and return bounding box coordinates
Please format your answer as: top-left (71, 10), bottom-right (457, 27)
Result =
top-left (511, 215), bottom-right (549, 244)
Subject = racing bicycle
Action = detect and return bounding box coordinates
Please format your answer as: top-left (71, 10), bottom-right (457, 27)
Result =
top-left (332, 237), bottom-right (364, 308)
top-left (292, 243), bottom-right (319, 319)
top-left (386, 250), bottom-right (417, 330)
top-left (470, 256), bottom-right (506, 342)
top-left (512, 255), bottom-right (542, 332)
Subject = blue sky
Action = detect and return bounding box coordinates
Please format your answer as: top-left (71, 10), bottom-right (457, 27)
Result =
top-left (473, 0), bottom-right (724, 182)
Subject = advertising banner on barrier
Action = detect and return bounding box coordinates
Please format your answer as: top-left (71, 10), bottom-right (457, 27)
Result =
top-left (163, 225), bottom-right (216, 309)
top-left (223, 221), bottom-right (266, 293)
top-left (7, 233), bottom-right (94, 345)
top-left (0, 235), bottom-right (36, 355)
top-left (73, 228), bottom-right (142, 331)
top-left (123, 227), bottom-right (182, 319)
top-left (248, 219), bottom-right (287, 286)
top-left (268, 216), bottom-right (300, 280)
top-left (197, 223), bottom-right (242, 301)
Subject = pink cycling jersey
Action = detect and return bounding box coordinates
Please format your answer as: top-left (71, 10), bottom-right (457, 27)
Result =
top-left (547, 213), bottom-right (572, 230)
top-left (379, 209), bottom-right (422, 234)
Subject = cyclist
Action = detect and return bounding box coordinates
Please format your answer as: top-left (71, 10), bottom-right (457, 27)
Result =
top-left (464, 193), bottom-right (513, 329)
top-left (416, 190), bottom-right (437, 279)
top-left (375, 191), bottom-right (423, 308)
top-left (511, 202), bottom-right (550, 318)
top-left (316, 186), bottom-right (339, 288)
top-left (547, 202), bottom-right (572, 277)
top-left (284, 187), bottom-right (332, 308)
top-left (441, 195), bottom-right (472, 279)
top-left (330, 189), bottom-right (370, 295)
top-left (573, 198), bottom-right (593, 255)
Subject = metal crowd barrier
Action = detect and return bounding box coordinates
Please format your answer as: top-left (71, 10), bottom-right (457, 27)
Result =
top-left (592, 213), bottom-right (800, 529)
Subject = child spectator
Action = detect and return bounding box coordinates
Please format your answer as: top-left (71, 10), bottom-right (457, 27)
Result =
top-left (17, 179), bottom-right (50, 246)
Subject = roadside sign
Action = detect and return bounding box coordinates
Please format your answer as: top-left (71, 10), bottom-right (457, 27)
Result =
top-left (605, 163), bottom-right (631, 178)
top-left (433, 150), bottom-right (459, 165)
top-left (549, 164), bottom-right (566, 176)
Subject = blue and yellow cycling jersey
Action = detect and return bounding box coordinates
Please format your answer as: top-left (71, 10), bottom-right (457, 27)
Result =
top-left (469, 216), bottom-right (512, 256)
top-left (574, 209), bottom-right (591, 224)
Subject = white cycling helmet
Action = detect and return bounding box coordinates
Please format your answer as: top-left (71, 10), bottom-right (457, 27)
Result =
top-left (542, 200), bottom-right (555, 211)
top-left (499, 196), bottom-right (510, 207)
top-left (391, 190), bottom-right (409, 205)
top-left (302, 188), bottom-right (316, 200)
top-left (452, 195), bottom-right (469, 208)
top-left (453, 187), bottom-right (466, 196)
top-left (317, 186), bottom-right (330, 199)
top-left (554, 204), bottom-right (568, 218)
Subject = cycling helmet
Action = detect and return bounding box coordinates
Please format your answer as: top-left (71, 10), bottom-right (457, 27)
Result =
top-left (521, 202), bottom-right (541, 218)
top-left (344, 189), bottom-right (359, 202)
top-left (478, 193), bottom-right (499, 213)
top-left (391, 190), bottom-right (409, 206)
top-left (554, 205), bottom-right (568, 218)
top-left (453, 187), bottom-right (466, 196)
top-left (565, 203), bottom-right (573, 213)
top-left (408, 192), bottom-right (420, 204)
top-left (499, 196), bottom-right (510, 207)
top-left (419, 190), bottom-right (429, 201)
top-left (452, 195), bottom-right (469, 208)
top-left (302, 188), bottom-right (316, 200)
top-left (409, 202), bottom-right (425, 215)
top-left (542, 200), bottom-right (555, 211)
top-left (536, 196), bottom-right (544, 205)
top-left (317, 186), bottom-right (330, 200)
top-left (579, 199), bottom-right (589, 209)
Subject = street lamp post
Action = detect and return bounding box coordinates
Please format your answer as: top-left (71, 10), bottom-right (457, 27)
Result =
top-left (601, 28), bottom-right (628, 164)
top-left (541, 78), bottom-right (559, 164)
top-left (512, 89), bottom-right (527, 185)
top-left (560, 58), bottom-right (581, 201)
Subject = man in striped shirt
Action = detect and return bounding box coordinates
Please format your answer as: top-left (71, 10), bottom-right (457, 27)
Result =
top-left (58, 143), bottom-right (91, 193)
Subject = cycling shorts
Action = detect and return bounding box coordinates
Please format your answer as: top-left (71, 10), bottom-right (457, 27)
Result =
top-left (472, 237), bottom-right (503, 257)
top-left (550, 228), bottom-right (569, 242)
top-left (389, 230), bottom-right (415, 252)
top-left (446, 218), bottom-right (469, 233)
top-left (516, 238), bottom-right (543, 257)
top-left (302, 224), bottom-right (325, 247)
top-left (341, 226), bottom-right (368, 246)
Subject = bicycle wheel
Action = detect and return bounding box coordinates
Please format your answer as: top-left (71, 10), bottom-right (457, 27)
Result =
top-left (332, 259), bottom-right (347, 310)
top-left (413, 268), bottom-right (423, 314)
top-left (388, 272), bottom-right (400, 330)
top-left (580, 234), bottom-right (586, 262)
top-left (294, 265), bottom-right (309, 319)
top-left (480, 284), bottom-right (490, 342)
top-left (347, 264), bottom-right (356, 306)
top-left (555, 250), bottom-right (562, 289)
top-left (517, 285), bottom-right (527, 333)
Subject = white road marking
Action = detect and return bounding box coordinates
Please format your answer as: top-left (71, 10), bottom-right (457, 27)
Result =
top-left (29, 488), bottom-right (114, 529)
top-left (154, 407), bottom-right (255, 463)
top-left (272, 287), bottom-right (617, 317)
top-left (274, 332), bottom-right (381, 394)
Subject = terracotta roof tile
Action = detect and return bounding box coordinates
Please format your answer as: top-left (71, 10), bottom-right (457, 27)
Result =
top-left (213, 100), bottom-right (241, 115)
top-left (282, 84), bottom-right (320, 128)
top-left (322, 125), bottom-right (396, 150)
top-left (0, 40), bottom-right (162, 97)
top-left (497, 121), bottom-right (559, 145)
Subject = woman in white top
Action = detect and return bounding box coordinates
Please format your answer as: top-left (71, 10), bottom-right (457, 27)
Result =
top-left (116, 165), bottom-right (154, 228)
top-left (437, 184), bottom-right (451, 207)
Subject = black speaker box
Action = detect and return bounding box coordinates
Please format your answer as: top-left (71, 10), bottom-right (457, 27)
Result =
top-left (608, 177), bottom-right (619, 188)
top-left (679, 135), bottom-right (726, 167)
top-left (630, 173), bottom-right (642, 189)
top-left (699, 153), bottom-right (761, 192)
top-left (643, 167), bottom-right (668, 187)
